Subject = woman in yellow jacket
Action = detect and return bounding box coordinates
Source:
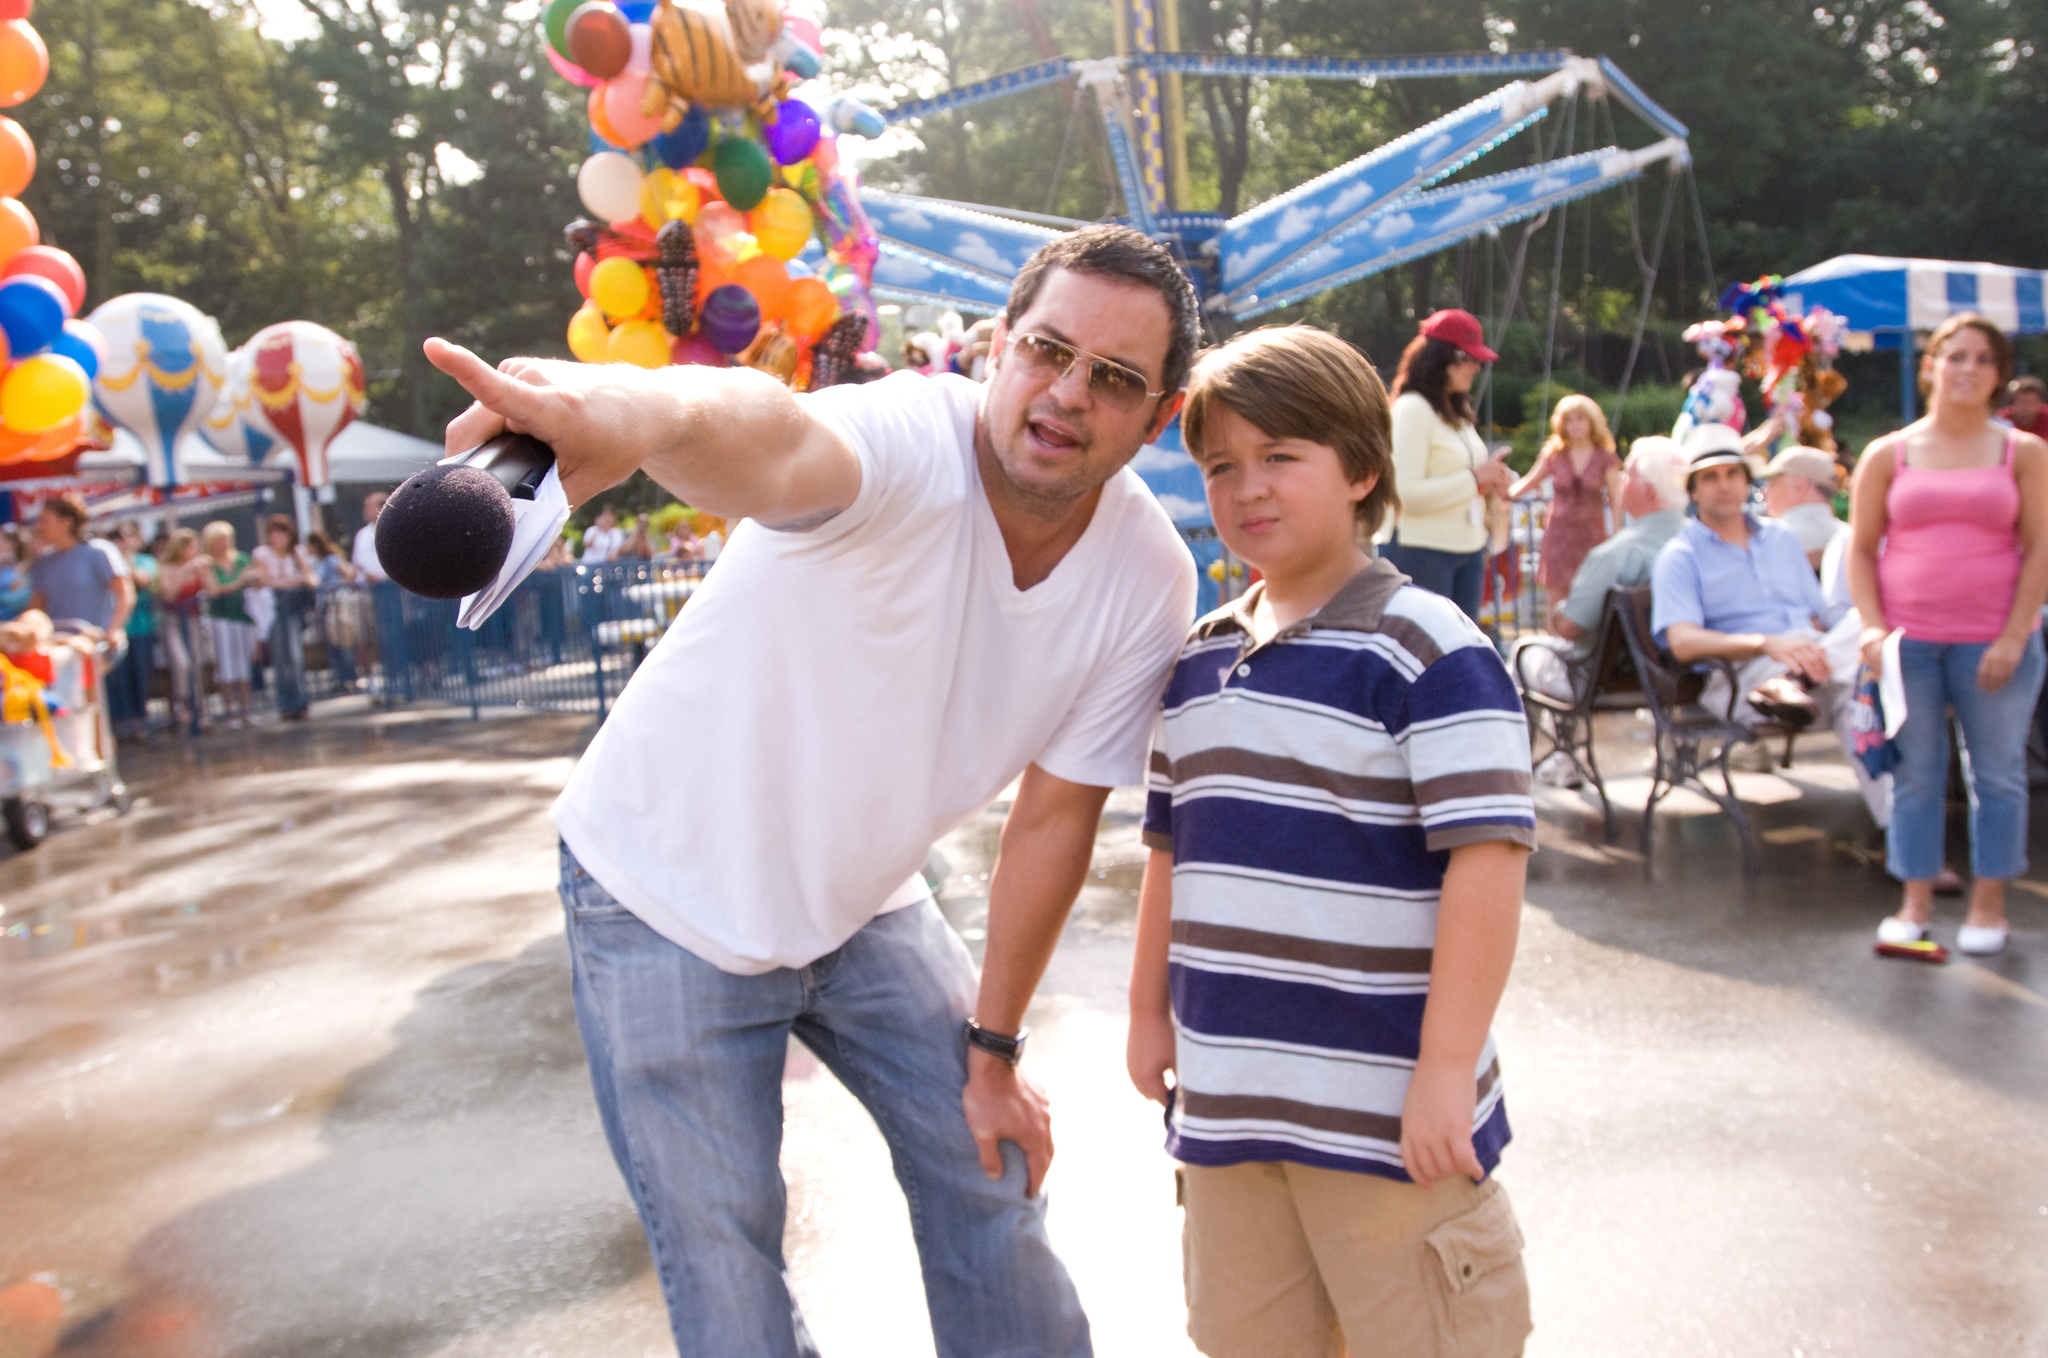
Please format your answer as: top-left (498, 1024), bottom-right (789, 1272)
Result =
top-left (1376, 310), bottom-right (1512, 620)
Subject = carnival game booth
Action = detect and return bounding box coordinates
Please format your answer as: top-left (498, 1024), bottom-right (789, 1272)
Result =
top-left (1782, 255), bottom-right (2048, 419)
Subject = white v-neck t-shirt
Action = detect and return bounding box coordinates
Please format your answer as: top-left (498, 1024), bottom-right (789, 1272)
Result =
top-left (553, 372), bottom-right (1196, 974)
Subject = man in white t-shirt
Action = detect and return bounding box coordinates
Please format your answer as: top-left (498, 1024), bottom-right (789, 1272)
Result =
top-left (426, 225), bottom-right (1199, 1357)
top-left (351, 491), bottom-right (388, 583)
top-left (579, 506), bottom-right (626, 562)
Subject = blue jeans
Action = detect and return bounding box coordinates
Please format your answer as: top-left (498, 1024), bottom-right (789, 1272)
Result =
top-left (269, 586), bottom-right (312, 714)
top-left (558, 844), bottom-right (1090, 1358)
top-left (1381, 538), bottom-right (1486, 622)
top-left (106, 631), bottom-right (154, 727)
top-left (1887, 632), bottom-right (2047, 882)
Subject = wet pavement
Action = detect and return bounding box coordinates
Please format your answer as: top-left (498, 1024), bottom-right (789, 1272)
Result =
top-left (2, 704), bottom-right (2044, 1357)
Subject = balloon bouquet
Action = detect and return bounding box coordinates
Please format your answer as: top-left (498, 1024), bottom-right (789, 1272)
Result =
top-left (1712, 277), bottom-right (1851, 455)
top-left (0, 0), bottom-right (106, 469)
top-left (544, 0), bottom-right (884, 388)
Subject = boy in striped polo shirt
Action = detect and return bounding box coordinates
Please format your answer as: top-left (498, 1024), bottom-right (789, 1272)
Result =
top-left (1127, 326), bottom-right (1536, 1357)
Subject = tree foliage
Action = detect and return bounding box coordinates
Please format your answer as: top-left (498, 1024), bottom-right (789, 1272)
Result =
top-left (14, 0), bottom-right (2047, 440)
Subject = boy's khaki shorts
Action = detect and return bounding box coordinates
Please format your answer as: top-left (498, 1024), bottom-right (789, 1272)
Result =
top-left (1180, 1160), bottom-right (1530, 1358)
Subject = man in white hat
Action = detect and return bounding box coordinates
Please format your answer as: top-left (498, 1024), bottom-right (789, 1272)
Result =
top-left (1651, 425), bottom-right (1847, 730)
top-left (1758, 445), bottom-right (1846, 570)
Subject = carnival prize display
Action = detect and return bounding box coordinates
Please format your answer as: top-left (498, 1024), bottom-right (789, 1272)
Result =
top-left (0, 0), bottom-right (103, 469)
top-left (1674, 278), bottom-right (1851, 456)
top-left (545, 0), bottom-right (882, 388)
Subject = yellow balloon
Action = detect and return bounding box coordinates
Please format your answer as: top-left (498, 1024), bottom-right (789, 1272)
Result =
top-left (747, 187), bottom-right (813, 262)
top-left (667, 175), bottom-right (702, 225)
top-left (607, 318), bottom-right (671, 369)
top-left (590, 255), bottom-right (652, 321)
top-left (568, 301), bottom-right (611, 363)
top-left (2, 354), bottom-right (87, 434)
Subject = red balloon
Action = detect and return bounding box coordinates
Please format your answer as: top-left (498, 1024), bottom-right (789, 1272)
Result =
top-left (573, 250), bottom-right (595, 298)
top-left (565, 1), bottom-right (631, 80)
top-left (5, 245), bottom-right (85, 313)
top-left (0, 0), bottom-right (31, 21)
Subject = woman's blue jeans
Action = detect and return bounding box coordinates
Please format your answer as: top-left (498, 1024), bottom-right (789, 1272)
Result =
top-left (1381, 539), bottom-right (1486, 622)
top-left (557, 844), bottom-right (1090, 1358)
top-left (1887, 632), bottom-right (2047, 882)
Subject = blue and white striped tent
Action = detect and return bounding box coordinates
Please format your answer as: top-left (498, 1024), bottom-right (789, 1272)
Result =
top-left (1782, 255), bottom-right (2048, 337)
top-left (1782, 255), bottom-right (2048, 416)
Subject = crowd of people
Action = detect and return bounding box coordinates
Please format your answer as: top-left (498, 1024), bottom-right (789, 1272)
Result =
top-left (0, 491), bottom-right (408, 740)
top-left (1377, 306), bottom-right (2047, 960)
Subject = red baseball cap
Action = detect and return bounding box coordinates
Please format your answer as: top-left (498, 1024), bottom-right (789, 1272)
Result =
top-left (1419, 309), bottom-right (1499, 363)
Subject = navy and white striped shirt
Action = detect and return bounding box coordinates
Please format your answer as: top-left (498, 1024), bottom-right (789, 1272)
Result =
top-left (1142, 558), bottom-right (1536, 1181)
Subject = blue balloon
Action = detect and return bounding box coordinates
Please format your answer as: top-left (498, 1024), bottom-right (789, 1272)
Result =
top-left (0, 277), bottom-right (66, 356)
top-left (616, 0), bottom-right (652, 20)
top-left (588, 127), bottom-right (628, 155)
top-left (51, 321), bottom-right (99, 380)
top-left (651, 105), bottom-right (710, 170)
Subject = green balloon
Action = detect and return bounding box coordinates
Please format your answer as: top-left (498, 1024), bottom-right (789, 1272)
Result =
top-left (544, 0), bottom-right (581, 59)
top-left (713, 138), bottom-right (774, 212)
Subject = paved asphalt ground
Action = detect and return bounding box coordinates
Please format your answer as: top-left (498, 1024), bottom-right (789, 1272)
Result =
top-left (2, 703), bottom-right (2044, 1357)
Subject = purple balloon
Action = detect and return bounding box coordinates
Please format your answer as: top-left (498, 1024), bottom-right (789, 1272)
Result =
top-left (700, 284), bottom-right (762, 354)
top-left (763, 99), bottom-right (821, 166)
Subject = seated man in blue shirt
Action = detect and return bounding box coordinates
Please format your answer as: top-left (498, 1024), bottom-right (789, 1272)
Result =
top-left (1651, 426), bottom-right (1846, 730)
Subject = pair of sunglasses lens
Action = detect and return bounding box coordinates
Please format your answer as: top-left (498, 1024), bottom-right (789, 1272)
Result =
top-left (1010, 334), bottom-right (1156, 409)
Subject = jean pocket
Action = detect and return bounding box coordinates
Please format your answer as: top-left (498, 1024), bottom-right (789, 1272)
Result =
top-left (558, 851), bottom-right (637, 923)
top-left (1424, 1182), bottom-right (1532, 1357)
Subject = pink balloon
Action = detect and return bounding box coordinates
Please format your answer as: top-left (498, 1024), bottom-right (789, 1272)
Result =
top-left (546, 45), bottom-right (601, 88)
top-left (784, 14), bottom-right (823, 51)
top-left (602, 72), bottom-right (662, 147)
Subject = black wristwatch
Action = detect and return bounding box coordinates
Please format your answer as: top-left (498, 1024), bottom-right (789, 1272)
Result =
top-left (963, 1017), bottom-right (1029, 1066)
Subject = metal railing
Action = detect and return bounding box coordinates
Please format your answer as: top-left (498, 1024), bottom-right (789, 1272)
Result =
top-left (141, 560), bottom-right (712, 728)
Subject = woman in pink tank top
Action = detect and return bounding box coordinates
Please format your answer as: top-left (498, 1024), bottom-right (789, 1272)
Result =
top-left (1847, 314), bottom-right (2048, 957)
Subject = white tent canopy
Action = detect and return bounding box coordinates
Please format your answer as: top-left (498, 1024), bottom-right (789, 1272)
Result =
top-left (77, 420), bottom-right (443, 485)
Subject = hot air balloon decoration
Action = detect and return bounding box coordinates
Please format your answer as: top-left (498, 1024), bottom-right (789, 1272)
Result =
top-left (244, 321), bottom-right (365, 490)
top-left (86, 293), bottom-right (228, 488)
top-left (199, 345), bottom-right (280, 466)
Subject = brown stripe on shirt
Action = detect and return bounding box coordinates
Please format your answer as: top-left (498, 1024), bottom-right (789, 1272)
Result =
top-left (1412, 767), bottom-right (1534, 804)
top-left (1374, 614), bottom-right (1444, 668)
top-left (1173, 919), bottom-right (1434, 975)
top-left (1169, 747), bottom-right (1415, 805)
top-left (1180, 1091), bottom-right (1405, 1144)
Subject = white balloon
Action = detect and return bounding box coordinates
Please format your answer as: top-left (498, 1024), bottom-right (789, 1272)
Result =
top-left (577, 152), bottom-right (645, 223)
top-left (628, 22), bottom-right (651, 75)
top-left (199, 346), bottom-right (280, 465)
top-left (85, 293), bottom-right (227, 488)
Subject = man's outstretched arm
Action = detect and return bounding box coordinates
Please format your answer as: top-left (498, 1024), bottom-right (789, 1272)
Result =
top-left (964, 763), bottom-right (1109, 1199)
top-left (424, 338), bottom-right (861, 525)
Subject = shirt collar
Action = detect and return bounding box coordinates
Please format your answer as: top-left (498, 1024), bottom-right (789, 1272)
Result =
top-left (1190, 554), bottom-right (1413, 642)
top-left (1682, 511), bottom-right (1765, 547)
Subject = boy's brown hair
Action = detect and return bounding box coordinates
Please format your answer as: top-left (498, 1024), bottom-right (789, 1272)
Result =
top-left (1181, 325), bottom-right (1398, 536)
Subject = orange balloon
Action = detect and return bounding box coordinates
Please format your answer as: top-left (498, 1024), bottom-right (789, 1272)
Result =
top-left (784, 276), bottom-right (838, 345)
top-left (0, 195), bottom-right (36, 264)
top-left (0, 116), bottom-right (31, 198)
top-left (733, 252), bottom-right (791, 322)
top-left (0, 20), bottom-right (46, 107)
top-left (586, 84), bottom-right (624, 148)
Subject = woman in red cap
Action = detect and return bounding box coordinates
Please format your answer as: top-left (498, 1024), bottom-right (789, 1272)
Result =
top-left (1375, 309), bottom-right (1512, 620)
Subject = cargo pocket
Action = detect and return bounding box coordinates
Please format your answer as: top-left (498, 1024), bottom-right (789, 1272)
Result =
top-left (1423, 1182), bottom-right (1532, 1357)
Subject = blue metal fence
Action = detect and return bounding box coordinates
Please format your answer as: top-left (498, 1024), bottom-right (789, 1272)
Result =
top-left (150, 530), bottom-right (1268, 729)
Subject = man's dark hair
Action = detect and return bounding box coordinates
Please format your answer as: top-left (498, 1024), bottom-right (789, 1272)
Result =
top-left (1390, 335), bottom-right (1476, 427)
top-left (1004, 224), bottom-right (1202, 396)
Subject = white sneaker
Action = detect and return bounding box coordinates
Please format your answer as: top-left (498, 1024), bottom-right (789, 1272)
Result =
top-left (1956, 924), bottom-right (2009, 955)
top-left (1876, 915), bottom-right (1929, 945)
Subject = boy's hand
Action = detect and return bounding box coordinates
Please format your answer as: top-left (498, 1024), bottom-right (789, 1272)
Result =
top-left (1400, 1056), bottom-right (1485, 1188)
top-left (1126, 1005), bottom-right (1176, 1105)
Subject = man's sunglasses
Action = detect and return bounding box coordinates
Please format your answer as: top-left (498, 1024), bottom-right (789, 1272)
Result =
top-left (1005, 333), bottom-right (1164, 410)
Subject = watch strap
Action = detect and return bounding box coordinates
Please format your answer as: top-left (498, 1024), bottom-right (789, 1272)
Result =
top-left (962, 1018), bottom-right (1028, 1066)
